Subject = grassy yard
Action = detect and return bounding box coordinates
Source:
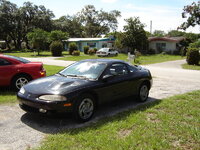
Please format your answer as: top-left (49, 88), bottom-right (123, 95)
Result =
top-left (1, 51), bottom-right (69, 58)
top-left (2, 51), bottom-right (185, 65)
top-left (0, 65), bottom-right (65, 104)
top-left (182, 63), bottom-right (200, 71)
top-left (58, 53), bottom-right (185, 65)
top-left (37, 90), bottom-right (200, 150)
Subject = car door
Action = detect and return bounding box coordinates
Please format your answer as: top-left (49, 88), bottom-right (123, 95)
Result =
top-left (96, 63), bottom-right (131, 103)
top-left (0, 58), bottom-right (14, 86)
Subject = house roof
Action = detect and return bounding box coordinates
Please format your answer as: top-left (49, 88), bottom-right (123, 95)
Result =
top-left (148, 37), bottom-right (185, 42)
top-left (64, 38), bottom-right (114, 42)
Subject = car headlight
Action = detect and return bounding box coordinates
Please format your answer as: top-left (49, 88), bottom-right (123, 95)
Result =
top-left (19, 87), bottom-right (25, 94)
top-left (39, 95), bottom-right (67, 101)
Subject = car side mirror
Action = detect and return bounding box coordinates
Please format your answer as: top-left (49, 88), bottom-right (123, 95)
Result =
top-left (102, 74), bottom-right (115, 82)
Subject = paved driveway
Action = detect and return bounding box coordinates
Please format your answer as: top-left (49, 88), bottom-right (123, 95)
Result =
top-left (1, 58), bottom-right (200, 150)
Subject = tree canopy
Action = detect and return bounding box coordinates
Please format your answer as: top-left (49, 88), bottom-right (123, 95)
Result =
top-left (179, 1), bottom-right (200, 30)
top-left (122, 17), bottom-right (148, 53)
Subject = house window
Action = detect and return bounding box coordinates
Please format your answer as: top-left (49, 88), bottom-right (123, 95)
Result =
top-left (156, 43), bottom-right (166, 52)
top-left (87, 43), bottom-right (96, 48)
top-left (102, 43), bottom-right (107, 48)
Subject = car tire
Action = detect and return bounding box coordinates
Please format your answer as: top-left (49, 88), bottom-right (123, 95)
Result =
top-left (74, 94), bottom-right (95, 122)
top-left (115, 53), bottom-right (118, 56)
top-left (12, 74), bottom-right (31, 90)
top-left (137, 83), bottom-right (149, 102)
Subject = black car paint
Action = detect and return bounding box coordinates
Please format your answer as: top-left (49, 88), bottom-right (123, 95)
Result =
top-left (17, 59), bottom-right (152, 114)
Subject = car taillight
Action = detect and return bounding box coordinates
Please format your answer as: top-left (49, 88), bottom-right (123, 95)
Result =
top-left (40, 65), bottom-right (46, 76)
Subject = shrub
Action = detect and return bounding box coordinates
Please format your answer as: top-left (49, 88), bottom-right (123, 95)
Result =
top-left (88, 49), bottom-right (95, 55)
top-left (134, 50), bottom-right (142, 58)
top-left (186, 48), bottom-right (200, 65)
top-left (148, 48), bottom-right (156, 54)
top-left (72, 50), bottom-right (80, 56)
top-left (69, 42), bottom-right (78, 55)
top-left (50, 41), bottom-right (63, 56)
top-left (83, 46), bottom-right (89, 54)
top-left (93, 48), bottom-right (98, 53)
top-left (189, 40), bottom-right (200, 48)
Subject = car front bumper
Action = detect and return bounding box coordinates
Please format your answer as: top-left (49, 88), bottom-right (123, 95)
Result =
top-left (17, 93), bottom-right (73, 114)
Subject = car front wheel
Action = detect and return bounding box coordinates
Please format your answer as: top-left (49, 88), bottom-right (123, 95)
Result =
top-left (74, 94), bottom-right (95, 122)
top-left (137, 84), bottom-right (149, 102)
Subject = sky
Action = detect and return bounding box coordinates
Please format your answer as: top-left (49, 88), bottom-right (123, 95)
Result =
top-left (9, 0), bottom-right (200, 33)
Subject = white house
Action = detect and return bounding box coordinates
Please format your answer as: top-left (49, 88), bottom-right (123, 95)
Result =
top-left (63, 37), bottom-right (115, 51)
top-left (148, 37), bottom-right (185, 53)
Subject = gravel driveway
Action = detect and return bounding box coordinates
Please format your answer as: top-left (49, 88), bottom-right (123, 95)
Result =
top-left (1, 59), bottom-right (200, 150)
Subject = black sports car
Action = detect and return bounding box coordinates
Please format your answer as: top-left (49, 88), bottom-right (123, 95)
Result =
top-left (17, 59), bottom-right (152, 122)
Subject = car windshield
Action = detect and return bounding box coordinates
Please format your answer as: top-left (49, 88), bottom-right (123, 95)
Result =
top-left (59, 61), bottom-right (107, 80)
top-left (5, 55), bottom-right (30, 63)
top-left (99, 48), bottom-right (109, 52)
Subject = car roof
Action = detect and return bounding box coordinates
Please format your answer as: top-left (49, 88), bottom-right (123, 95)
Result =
top-left (80, 59), bottom-right (126, 64)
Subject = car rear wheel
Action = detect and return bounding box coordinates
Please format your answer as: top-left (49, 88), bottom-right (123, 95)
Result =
top-left (137, 84), bottom-right (149, 102)
top-left (12, 75), bottom-right (31, 90)
top-left (74, 94), bottom-right (95, 122)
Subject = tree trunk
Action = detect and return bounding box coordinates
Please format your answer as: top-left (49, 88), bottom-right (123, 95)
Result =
top-left (5, 39), bottom-right (11, 50)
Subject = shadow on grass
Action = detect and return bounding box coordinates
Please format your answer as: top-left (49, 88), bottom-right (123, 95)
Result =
top-left (20, 97), bottom-right (161, 134)
top-left (0, 87), bottom-right (16, 95)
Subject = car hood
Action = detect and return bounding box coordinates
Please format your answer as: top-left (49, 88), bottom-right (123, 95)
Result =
top-left (23, 75), bottom-right (91, 95)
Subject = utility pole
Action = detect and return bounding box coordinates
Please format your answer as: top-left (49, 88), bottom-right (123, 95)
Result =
top-left (150, 20), bottom-right (152, 34)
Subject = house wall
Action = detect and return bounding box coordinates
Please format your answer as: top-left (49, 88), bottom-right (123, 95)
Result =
top-left (149, 41), bottom-right (177, 53)
top-left (64, 40), bottom-right (114, 51)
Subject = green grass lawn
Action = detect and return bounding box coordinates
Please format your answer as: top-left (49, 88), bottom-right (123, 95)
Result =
top-left (2, 51), bottom-right (69, 58)
top-left (0, 65), bottom-right (65, 104)
top-left (2, 51), bottom-right (185, 65)
top-left (37, 90), bottom-right (200, 150)
top-left (58, 53), bottom-right (185, 65)
top-left (182, 63), bottom-right (200, 71)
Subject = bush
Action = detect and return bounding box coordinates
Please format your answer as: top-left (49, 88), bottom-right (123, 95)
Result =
top-left (88, 49), bottom-right (95, 55)
top-left (148, 48), bottom-right (156, 54)
top-left (93, 48), bottom-right (98, 53)
top-left (50, 41), bottom-right (63, 56)
top-left (69, 42), bottom-right (78, 55)
top-left (186, 48), bottom-right (200, 65)
top-left (189, 40), bottom-right (200, 48)
top-left (72, 50), bottom-right (80, 56)
top-left (83, 46), bottom-right (89, 54)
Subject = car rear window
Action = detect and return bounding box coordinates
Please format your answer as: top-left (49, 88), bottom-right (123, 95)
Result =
top-left (5, 55), bottom-right (30, 63)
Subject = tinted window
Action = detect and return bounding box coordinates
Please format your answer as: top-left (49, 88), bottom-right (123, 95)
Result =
top-left (0, 58), bottom-right (12, 66)
top-left (5, 55), bottom-right (30, 63)
top-left (128, 65), bottom-right (138, 73)
top-left (105, 63), bottom-right (128, 76)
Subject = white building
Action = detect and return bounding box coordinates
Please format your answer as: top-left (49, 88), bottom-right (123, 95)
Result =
top-left (148, 37), bottom-right (185, 54)
top-left (63, 37), bottom-right (115, 51)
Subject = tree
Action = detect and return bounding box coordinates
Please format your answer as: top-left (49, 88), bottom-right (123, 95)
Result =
top-left (53, 15), bottom-right (84, 37)
top-left (78, 5), bottom-right (121, 37)
top-left (0, 0), bottom-right (18, 49)
top-left (179, 1), bottom-right (200, 30)
top-left (27, 29), bottom-right (49, 55)
top-left (122, 17), bottom-right (148, 53)
top-left (19, 2), bottom-right (54, 48)
top-left (167, 30), bottom-right (185, 37)
top-left (152, 30), bottom-right (165, 37)
top-left (49, 30), bottom-right (69, 42)
top-left (0, 0), bottom-right (54, 50)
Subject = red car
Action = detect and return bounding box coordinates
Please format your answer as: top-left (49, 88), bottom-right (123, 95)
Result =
top-left (0, 54), bottom-right (46, 90)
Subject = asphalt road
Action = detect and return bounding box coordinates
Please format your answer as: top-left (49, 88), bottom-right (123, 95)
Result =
top-left (1, 59), bottom-right (200, 150)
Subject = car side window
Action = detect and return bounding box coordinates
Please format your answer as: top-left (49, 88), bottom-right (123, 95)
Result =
top-left (128, 65), bottom-right (138, 73)
top-left (0, 58), bottom-right (12, 66)
top-left (105, 63), bottom-right (128, 76)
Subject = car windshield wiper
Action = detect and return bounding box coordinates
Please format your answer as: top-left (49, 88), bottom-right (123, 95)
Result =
top-left (57, 73), bottom-right (67, 77)
top-left (66, 74), bottom-right (88, 79)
